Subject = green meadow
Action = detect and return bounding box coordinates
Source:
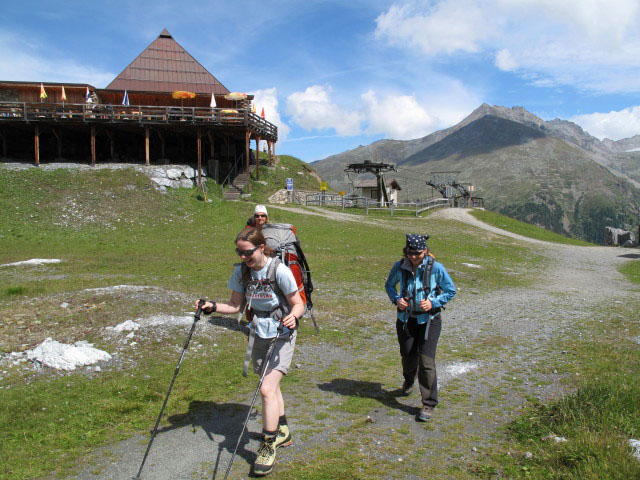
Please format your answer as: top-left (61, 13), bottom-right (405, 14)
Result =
top-left (0, 165), bottom-right (638, 479)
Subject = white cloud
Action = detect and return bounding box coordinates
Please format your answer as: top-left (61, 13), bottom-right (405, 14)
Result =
top-left (495, 49), bottom-right (518, 71)
top-left (375, 0), bottom-right (640, 93)
top-left (250, 87), bottom-right (291, 141)
top-left (375, 1), bottom-right (490, 54)
top-left (0, 33), bottom-right (115, 87)
top-left (571, 106), bottom-right (640, 141)
top-left (286, 85), bottom-right (363, 136)
top-left (361, 90), bottom-right (434, 139)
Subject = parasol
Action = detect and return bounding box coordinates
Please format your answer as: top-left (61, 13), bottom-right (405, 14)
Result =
top-left (224, 92), bottom-right (247, 101)
top-left (172, 90), bottom-right (196, 108)
top-left (172, 91), bottom-right (196, 99)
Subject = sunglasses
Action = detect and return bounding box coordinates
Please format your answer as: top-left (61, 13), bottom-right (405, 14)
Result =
top-left (236, 245), bottom-right (260, 257)
top-left (406, 250), bottom-right (423, 256)
top-left (254, 214), bottom-right (267, 218)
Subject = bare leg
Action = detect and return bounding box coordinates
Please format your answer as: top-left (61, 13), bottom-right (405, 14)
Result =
top-left (260, 369), bottom-right (284, 432)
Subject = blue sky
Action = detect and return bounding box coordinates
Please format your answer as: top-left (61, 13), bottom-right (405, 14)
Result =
top-left (2, 0), bottom-right (640, 162)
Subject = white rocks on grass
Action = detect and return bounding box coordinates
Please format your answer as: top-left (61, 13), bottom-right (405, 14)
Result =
top-left (106, 320), bottom-right (140, 332)
top-left (542, 434), bottom-right (568, 443)
top-left (26, 338), bottom-right (111, 371)
top-left (629, 439), bottom-right (640, 462)
top-left (147, 165), bottom-right (205, 191)
top-left (1, 258), bottom-right (62, 267)
top-left (82, 285), bottom-right (152, 294)
top-left (445, 361), bottom-right (479, 378)
top-left (460, 262), bottom-right (481, 269)
top-left (138, 314), bottom-right (194, 328)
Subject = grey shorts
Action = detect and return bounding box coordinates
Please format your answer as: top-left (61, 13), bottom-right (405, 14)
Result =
top-left (252, 330), bottom-right (297, 375)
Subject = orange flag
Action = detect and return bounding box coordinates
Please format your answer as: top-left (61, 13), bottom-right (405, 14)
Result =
top-left (261, 107), bottom-right (265, 118)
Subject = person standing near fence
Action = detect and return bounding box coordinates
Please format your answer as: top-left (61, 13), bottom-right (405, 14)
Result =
top-left (385, 233), bottom-right (456, 421)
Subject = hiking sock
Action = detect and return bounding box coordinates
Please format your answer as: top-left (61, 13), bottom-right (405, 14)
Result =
top-left (255, 430), bottom-right (277, 476)
top-left (275, 416), bottom-right (292, 447)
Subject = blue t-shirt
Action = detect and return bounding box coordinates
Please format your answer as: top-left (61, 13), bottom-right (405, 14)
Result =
top-left (228, 257), bottom-right (298, 338)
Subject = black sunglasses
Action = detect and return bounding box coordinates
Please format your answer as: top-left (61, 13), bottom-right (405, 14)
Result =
top-left (406, 250), bottom-right (423, 256)
top-left (254, 214), bottom-right (267, 218)
top-left (236, 245), bottom-right (260, 257)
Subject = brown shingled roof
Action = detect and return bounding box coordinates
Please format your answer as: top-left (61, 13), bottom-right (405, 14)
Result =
top-left (106, 29), bottom-right (229, 95)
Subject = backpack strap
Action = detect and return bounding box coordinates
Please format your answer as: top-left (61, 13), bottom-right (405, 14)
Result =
top-left (241, 258), bottom-right (291, 377)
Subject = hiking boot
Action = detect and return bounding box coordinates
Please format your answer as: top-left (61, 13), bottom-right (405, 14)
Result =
top-left (254, 433), bottom-right (277, 476)
top-left (416, 406), bottom-right (433, 422)
top-left (275, 424), bottom-right (292, 448)
top-left (402, 380), bottom-right (414, 396)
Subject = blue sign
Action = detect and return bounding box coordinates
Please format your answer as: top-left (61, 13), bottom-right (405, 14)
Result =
top-left (286, 178), bottom-right (293, 191)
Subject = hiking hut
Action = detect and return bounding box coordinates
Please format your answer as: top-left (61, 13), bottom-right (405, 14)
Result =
top-left (0, 29), bottom-right (277, 190)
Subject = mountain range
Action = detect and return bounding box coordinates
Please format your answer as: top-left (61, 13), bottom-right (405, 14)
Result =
top-left (310, 104), bottom-right (640, 244)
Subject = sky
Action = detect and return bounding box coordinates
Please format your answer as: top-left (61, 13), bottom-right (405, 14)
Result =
top-left (2, 0), bottom-right (640, 162)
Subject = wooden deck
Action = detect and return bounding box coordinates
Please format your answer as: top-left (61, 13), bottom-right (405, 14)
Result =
top-left (0, 102), bottom-right (277, 141)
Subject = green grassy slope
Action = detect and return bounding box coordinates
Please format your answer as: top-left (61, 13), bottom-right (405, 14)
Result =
top-left (0, 165), bottom-right (637, 480)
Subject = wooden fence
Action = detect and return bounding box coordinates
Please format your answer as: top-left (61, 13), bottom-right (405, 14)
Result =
top-left (305, 193), bottom-right (459, 216)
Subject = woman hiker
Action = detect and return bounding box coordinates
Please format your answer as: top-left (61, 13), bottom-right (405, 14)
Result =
top-left (197, 227), bottom-right (304, 476)
top-left (385, 233), bottom-right (456, 421)
top-left (247, 204), bottom-right (269, 230)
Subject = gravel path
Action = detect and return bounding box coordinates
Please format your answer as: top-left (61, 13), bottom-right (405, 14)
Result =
top-left (63, 208), bottom-right (638, 480)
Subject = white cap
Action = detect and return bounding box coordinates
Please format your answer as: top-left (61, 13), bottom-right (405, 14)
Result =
top-left (254, 204), bottom-right (268, 216)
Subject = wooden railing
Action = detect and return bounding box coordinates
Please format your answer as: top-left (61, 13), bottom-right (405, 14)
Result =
top-left (0, 102), bottom-right (277, 140)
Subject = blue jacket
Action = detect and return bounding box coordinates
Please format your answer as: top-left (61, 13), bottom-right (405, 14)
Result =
top-left (385, 256), bottom-right (456, 324)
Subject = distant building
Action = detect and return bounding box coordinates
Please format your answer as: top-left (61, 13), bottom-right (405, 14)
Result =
top-left (354, 178), bottom-right (402, 204)
top-left (0, 29), bottom-right (276, 186)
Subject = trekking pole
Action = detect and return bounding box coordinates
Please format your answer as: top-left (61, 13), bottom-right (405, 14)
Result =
top-left (133, 299), bottom-right (206, 480)
top-left (222, 323), bottom-right (283, 480)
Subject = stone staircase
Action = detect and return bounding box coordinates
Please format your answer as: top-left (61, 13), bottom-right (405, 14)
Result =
top-left (223, 166), bottom-right (253, 200)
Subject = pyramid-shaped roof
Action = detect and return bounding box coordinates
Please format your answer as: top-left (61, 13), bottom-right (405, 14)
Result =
top-left (106, 29), bottom-right (229, 94)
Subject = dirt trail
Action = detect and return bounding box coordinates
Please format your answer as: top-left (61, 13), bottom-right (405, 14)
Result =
top-left (64, 208), bottom-right (638, 480)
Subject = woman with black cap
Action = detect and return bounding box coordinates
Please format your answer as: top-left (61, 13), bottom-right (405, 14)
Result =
top-left (385, 233), bottom-right (456, 421)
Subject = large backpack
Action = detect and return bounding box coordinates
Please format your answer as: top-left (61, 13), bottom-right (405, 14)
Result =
top-left (261, 223), bottom-right (314, 312)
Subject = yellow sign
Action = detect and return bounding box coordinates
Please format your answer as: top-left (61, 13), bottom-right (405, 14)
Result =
top-left (320, 182), bottom-right (327, 191)
top-left (338, 191), bottom-right (345, 196)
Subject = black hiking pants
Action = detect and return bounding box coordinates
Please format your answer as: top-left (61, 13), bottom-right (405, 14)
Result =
top-left (396, 315), bottom-right (442, 407)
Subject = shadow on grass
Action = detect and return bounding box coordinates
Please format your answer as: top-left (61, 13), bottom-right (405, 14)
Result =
top-left (158, 400), bottom-right (261, 479)
top-left (317, 378), bottom-right (419, 416)
top-left (207, 314), bottom-right (248, 334)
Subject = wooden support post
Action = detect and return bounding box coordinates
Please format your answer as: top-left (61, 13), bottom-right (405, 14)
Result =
top-left (34, 125), bottom-right (40, 166)
top-left (145, 127), bottom-right (150, 166)
top-left (91, 126), bottom-right (96, 166)
top-left (197, 129), bottom-right (202, 185)
top-left (245, 130), bottom-right (251, 192)
top-left (52, 128), bottom-right (62, 159)
top-left (105, 130), bottom-right (115, 160)
top-left (255, 135), bottom-right (261, 180)
top-left (245, 130), bottom-right (251, 172)
top-left (0, 130), bottom-right (7, 158)
top-left (207, 131), bottom-right (214, 158)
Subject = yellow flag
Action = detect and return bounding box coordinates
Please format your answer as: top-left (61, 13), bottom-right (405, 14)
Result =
top-left (40, 83), bottom-right (47, 99)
